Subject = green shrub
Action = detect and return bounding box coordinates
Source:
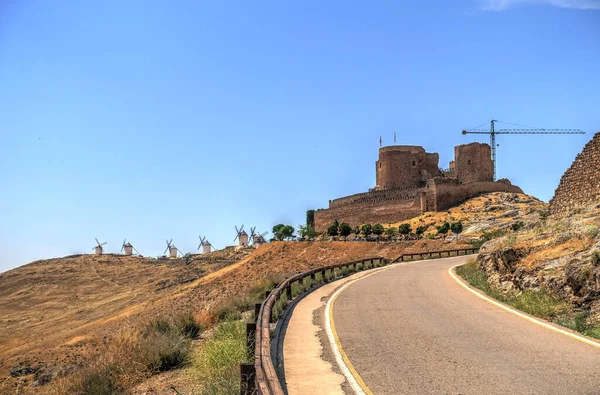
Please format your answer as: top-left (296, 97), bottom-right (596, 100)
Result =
top-left (415, 226), bottom-right (426, 235)
top-left (386, 227), bottom-right (397, 236)
top-left (339, 222), bottom-right (352, 237)
top-left (372, 224), bottom-right (384, 235)
top-left (398, 223), bottom-right (411, 235)
top-left (437, 222), bottom-right (450, 235)
top-left (361, 224), bottom-right (372, 236)
top-left (450, 221), bottom-right (463, 236)
top-left (327, 224), bottom-right (338, 236)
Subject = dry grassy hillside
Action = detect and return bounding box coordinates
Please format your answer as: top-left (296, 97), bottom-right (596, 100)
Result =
top-left (388, 192), bottom-right (546, 238)
top-left (0, 192), bottom-right (545, 392)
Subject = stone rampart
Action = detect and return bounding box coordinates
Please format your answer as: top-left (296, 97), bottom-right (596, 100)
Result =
top-left (315, 194), bottom-right (422, 231)
top-left (329, 187), bottom-right (421, 208)
top-left (549, 132), bottom-right (600, 215)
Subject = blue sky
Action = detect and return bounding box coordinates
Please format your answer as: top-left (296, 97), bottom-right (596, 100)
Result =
top-left (1, 0), bottom-right (598, 272)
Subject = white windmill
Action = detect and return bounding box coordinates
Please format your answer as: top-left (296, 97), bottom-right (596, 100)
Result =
top-left (93, 238), bottom-right (107, 255)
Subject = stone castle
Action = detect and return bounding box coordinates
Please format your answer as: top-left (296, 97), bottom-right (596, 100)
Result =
top-left (313, 142), bottom-right (523, 232)
top-left (549, 132), bottom-right (600, 215)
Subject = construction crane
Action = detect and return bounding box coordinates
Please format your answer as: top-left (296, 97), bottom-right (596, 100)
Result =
top-left (462, 119), bottom-right (584, 181)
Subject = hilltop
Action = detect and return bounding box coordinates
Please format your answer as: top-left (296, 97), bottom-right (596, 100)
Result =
top-left (0, 192), bottom-right (545, 393)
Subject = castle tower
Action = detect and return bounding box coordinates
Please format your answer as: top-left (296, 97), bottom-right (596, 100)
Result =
top-left (375, 146), bottom-right (440, 191)
top-left (454, 143), bottom-right (494, 184)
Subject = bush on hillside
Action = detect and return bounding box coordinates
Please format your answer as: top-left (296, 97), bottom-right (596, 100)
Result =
top-left (437, 222), bottom-right (450, 235)
top-left (339, 222), bottom-right (352, 237)
top-left (361, 224), bottom-right (372, 236)
top-left (398, 223), bottom-right (411, 235)
top-left (372, 224), bottom-right (384, 235)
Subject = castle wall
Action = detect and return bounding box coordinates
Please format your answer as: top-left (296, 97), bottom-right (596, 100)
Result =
top-left (549, 132), bottom-right (600, 215)
top-left (454, 143), bottom-right (494, 184)
top-left (314, 194), bottom-right (422, 231)
top-left (329, 187), bottom-right (421, 208)
top-left (426, 178), bottom-right (522, 211)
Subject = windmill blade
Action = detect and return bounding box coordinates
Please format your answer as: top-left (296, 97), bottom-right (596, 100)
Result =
top-left (169, 239), bottom-right (173, 246)
top-left (239, 224), bottom-right (244, 233)
top-left (235, 225), bottom-right (239, 234)
top-left (95, 238), bottom-right (100, 246)
top-left (164, 246), bottom-right (169, 255)
top-left (197, 243), bottom-right (201, 250)
top-left (261, 231), bottom-right (268, 237)
top-left (132, 246), bottom-right (141, 255)
top-left (101, 242), bottom-right (107, 246)
top-left (120, 244), bottom-right (124, 253)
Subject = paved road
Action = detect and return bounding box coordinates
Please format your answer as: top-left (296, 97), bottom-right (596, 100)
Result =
top-left (333, 256), bottom-right (600, 394)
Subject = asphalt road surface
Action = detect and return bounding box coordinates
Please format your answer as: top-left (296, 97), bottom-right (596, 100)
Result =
top-left (333, 256), bottom-right (600, 394)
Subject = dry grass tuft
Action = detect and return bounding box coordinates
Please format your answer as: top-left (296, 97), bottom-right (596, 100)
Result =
top-left (51, 312), bottom-right (200, 394)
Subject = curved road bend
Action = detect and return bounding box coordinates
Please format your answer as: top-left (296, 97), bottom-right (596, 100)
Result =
top-left (333, 256), bottom-right (600, 395)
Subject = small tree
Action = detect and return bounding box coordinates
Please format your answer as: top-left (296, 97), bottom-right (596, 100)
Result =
top-left (281, 225), bottom-right (295, 240)
top-left (386, 227), bottom-right (397, 237)
top-left (372, 224), bottom-right (384, 236)
top-left (361, 224), bottom-right (372, 237)
top-left (339, 222), bottom-right (352, 237)
top-left (415, 226), bottom-right (426, 236)
top-left (450, 221), bottom-right (463, 239)
top-left (272, 224), bottom-right (285, 241)
top-left (398, 223), bottom-right (411, 235)
top-left (327, 220), bottom-right (339, 236)
top-left (437, 222), bottom-right (450, 235)
top-left (352, 226), bottom-right (360, 235)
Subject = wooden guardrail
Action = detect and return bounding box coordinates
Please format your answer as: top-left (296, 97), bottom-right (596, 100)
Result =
top-left (391, 247), bottom-right (480, 263)
top-left (243, 247), bottom-right (480, 394)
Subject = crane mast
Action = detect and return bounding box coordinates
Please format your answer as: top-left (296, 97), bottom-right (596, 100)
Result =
top-left (462, 120), bottom-right (584, 181)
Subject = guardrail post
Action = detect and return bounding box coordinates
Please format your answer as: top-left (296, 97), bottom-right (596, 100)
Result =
top-left (246, 322), bottom-right (256, 359)
top-left (254, 303), bottom-right (261, 320)
top-left (286, 284), bottom-right (292, 300)
top-left (240, 363), bottom-right (256, 395)
top-left (311, 272), bottom-right (316, 281)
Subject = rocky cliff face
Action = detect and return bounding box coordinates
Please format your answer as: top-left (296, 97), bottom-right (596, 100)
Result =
top-left (477, 205), bottom-right (600, 323)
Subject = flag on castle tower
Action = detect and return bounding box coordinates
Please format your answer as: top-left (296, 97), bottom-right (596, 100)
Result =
top-left (379, 136), bottom-right (382, 147)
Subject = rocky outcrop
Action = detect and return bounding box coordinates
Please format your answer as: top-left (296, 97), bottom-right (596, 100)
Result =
top-left (477, 225), bottom-right (600, 320)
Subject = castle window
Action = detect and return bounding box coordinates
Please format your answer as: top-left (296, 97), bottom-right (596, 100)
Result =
top-left (412, 161), bottom-right (416, 166)
top-left (379, 162), bottom-right (381, 168)
top-left (468, 160), bottom-right (471, 165)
